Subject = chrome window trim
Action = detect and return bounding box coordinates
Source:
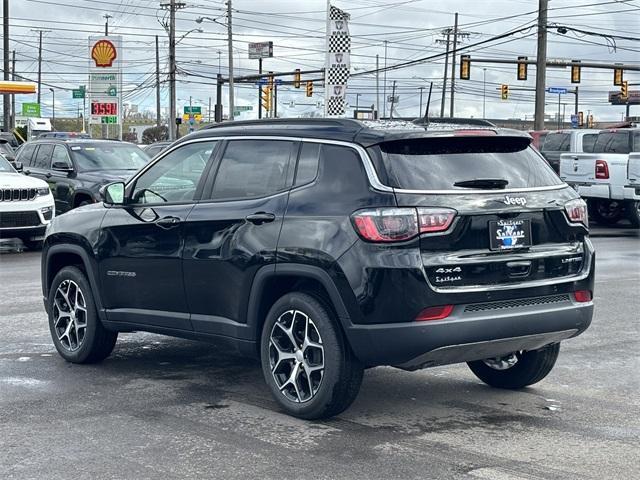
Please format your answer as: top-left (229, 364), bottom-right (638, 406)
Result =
top-left (128, 135), bottom-right (569, 196)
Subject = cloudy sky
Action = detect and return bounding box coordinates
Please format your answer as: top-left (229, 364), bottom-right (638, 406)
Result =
top-left (6, 0), bottom-right (640, 123)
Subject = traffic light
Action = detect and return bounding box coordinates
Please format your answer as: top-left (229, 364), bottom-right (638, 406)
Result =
top-left (261, 86), bottom-right (272, 111)
top-left (501, 84), bottom-right (509, 100)
top-left (614, 67), bottom-right (623, 86)
top-left (293, 69), bottom-right (301, 89)
top-left (459, 55), bottom-right (470, 80)
top-left (306, 81), bottom-right (313, 97)
top-left (621, 80), bottom-right (628, 99)
top-left (578, 111), bottom-right (584, 127)
top-left (571, 60), bottom-right (581, 84)
top-left (517, 56), bottom-right (527, 81)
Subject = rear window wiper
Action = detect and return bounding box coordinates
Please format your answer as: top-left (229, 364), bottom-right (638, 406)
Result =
top-left (453, 178), bottom-right (509, 189)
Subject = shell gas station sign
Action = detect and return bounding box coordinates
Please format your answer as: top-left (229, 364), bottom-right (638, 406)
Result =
top-left (88, 36), bottom-right (122, 127)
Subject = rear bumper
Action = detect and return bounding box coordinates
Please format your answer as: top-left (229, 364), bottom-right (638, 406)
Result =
top-left (345, 298), bottom-right (593, 369)
top-left (623, 185), bottom-right (640, 201)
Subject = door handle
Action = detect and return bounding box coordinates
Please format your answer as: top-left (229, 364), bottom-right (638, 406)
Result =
top-left (155, 216), bottom-right (181, 229)
top-left (245, 212), bottom-right (276, 225)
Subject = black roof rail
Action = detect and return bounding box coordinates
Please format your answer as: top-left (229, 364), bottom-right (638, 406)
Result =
top-left (203, 117), bottom-right (364, 131)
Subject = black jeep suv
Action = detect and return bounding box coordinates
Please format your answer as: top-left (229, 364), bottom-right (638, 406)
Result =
top-left (16, 139), bottom-right (149, 214)
top-left (41, 119), bottom-right (594, 419)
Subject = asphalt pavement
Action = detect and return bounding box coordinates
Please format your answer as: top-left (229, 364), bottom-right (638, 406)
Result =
top-left (0, 226), bottom-right (638, 480)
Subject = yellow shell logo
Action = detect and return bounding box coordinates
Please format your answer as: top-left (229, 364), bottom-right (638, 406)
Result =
top-left (91, 40), bottom-right (117, 67)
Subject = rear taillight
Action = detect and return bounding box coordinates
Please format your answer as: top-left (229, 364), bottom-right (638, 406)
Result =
top-left (564, 198), bottom-right (588, 227)
top-left (595, 160), bottom-right (609, 179)
top-left (573, 290), bottom-right (592, 303)
top-left (415, 305), bottom-right (454, 321)
top-left (352, 208), bottom-right (456, 243)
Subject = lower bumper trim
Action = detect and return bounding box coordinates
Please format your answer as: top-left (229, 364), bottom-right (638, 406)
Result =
top-left (395, 329), bottom-right (577, 371)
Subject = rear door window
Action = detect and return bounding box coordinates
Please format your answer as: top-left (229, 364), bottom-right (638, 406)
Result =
top-left (33, 144), bottom-right (54, 169)
top-left (581, 134), bottom-right (597, 152)
top-left (210, 140), bottom-right (297, 200)
top-left (592, 132), bottom-right (631, 154)
top-left (375, 136), bottom-right (563, 191)
top-left (542, 132), bottom-right (570, 151)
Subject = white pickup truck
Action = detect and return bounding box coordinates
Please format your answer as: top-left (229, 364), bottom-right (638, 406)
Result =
top-left (560, 128), bottom-right (639, 228)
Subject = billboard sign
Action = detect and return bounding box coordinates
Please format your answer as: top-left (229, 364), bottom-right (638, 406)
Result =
top-left (21, 102), bottom-right (41, 117)
top-left (88, 36), bottom-right (123, 125)
top-left (248, 42), bottom-right (273, 59)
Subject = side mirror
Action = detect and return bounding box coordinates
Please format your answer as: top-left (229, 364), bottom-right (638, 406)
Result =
top-left (100, 182), bottom-right (125, 206)
top-left (14, 161), bottom-right (23, 172)
top-left (52, 161), bottom-right (74, 172)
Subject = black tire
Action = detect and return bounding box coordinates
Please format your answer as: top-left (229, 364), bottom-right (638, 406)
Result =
top-left (467, 343), bottom-right (560, 389)
top-left (47, 266), bottom-right (117, 364)
top-left (260, 292), bottom-right (363, 420)
top-left (625, 200), bottom-right (640, 229)
top-left (589, 199), bottom-right (624, 226)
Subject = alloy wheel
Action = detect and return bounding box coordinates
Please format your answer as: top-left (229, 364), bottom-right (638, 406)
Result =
top-left (269, 309), bottom-right (324, 403)
top-left (52, 280), bottom-right (88, 352)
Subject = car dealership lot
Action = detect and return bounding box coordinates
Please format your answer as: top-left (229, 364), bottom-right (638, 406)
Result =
top-left (0, 227), bottom-right (638, 480)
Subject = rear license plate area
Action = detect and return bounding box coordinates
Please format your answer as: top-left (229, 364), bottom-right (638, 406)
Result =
top-left (489, 219), bottom-right (532, 251)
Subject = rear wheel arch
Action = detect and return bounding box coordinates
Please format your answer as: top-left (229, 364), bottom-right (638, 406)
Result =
top-left (247, 264), bottom-right (353, 348)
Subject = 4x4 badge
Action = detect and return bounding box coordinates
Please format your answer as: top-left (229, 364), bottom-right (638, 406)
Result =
top-left (503, 195), bottom-right (527, 206)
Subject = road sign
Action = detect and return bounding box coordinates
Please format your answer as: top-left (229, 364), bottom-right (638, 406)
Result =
top-left (387, 95), bottom-right (399, 103)
top-left (234, 105), bottom-right (253, 112)
top-left (547, 87), bottom-right (568, 94)
top-left (248, 41), bottom-right (274, 59)
top-left (570, 114), bottom-right (578, 128)
top-left (72, 88), bottom-right (85, 99)
top-left (184, 106), bottom-right (202, 115)
top-left (21, 102), bottom-right (41, 117)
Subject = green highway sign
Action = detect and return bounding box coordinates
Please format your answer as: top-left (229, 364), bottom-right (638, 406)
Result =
top-left (72, 88), bottom-right (85, 99)
top-left (235, 105), bottom-right (253, 112)
top-left (100, 116), bottom-right (118, 124)
top-left (184, 106), bottom-right (202, 115)
top-left (21, 102), bottom-right (41, 117)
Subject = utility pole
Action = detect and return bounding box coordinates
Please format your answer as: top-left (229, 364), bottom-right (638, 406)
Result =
top-left (155, 35), bottom-right (161, 128)
top-left (418, 86), bottom-right (424, 117)
top-left (449, 12), bottom-right (458, 118)
top-left (375, 54), bottom-right (380, 119)
top-left (483, 68), bottom-right (487, 119)
top-left (574, 86), bottom-right (579, 115)
top-left (2, 0), bottom-right (8, 132)
top-left (383, 41), bottom-right (388, 118)
top-left (534, 0), bottom-right (548, 131)
top-left (438, 31), bottom-right (450, 118)
top-left (226, 0), bottom-right (234, 121)
top-left (161, 0), bottom-right (185, 140)
top-left (389, 80), bottom-right (397, 119)
top-left (103, 14), bottom-right (112, 36)
top-left (10, 49), bottom-right (15, 129)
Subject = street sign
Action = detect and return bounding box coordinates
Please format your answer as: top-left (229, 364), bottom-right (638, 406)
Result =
top-left (72, 88), bottom-right (85, 99)
top-left (21, 102), bottom-right (41, 117)
top-left (387, 95), bottom-right (399, 103)
top-left (570, 114), bottom-right (578, 128)
top-left (547, 87), bottom-right (568, 94)
top-left (184, 106), bottom-right (202, 115)
top-left (234, 106), bottom-right (253, 112)
top-left (248, 41), bottom-right (274, 59)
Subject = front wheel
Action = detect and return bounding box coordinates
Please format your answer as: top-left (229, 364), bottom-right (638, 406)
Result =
top-left (467, 343), bottom-right (560, 389)
top-left (260, 292), bottom-right (363, 420)
top-left (47, 266), bottom-right (118, 364)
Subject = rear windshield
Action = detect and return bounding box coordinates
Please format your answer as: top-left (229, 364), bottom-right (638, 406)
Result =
top-left (592, 132), bottom-right (630, 154)
top-left (376, 136), bottom-right (563, 190)
top-left (542, 132), bottom-right (570, 152)
top-left (71, 144), bottom-right (150, 171)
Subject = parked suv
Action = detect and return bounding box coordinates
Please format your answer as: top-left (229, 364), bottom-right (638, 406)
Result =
top-left (41, 119), bottom-right (594, 419)
top-left (15, 139), bottom-right (149, 214)
top-left (0, 154), bottom-right (54, 248)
